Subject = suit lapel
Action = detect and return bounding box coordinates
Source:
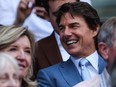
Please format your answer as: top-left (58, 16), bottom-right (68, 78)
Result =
top-left (44, 32), bottom-right (62, 64)
top-left (59, 55), bottom-right (107, 86)
top-left (98, 55), bottom-right (107, 74)
top-left (59, 58), bottom-right (82, 86)
top-left (98, 56), bottom-right (110, 87)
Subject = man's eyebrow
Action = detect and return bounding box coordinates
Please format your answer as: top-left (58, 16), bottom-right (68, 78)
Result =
top-left (69, 22), bottom-right (80, 26)
top-left (58, 24), bottom-right (63, 27)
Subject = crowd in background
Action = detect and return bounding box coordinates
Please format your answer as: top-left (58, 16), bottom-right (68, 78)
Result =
top-left (0, 0), bottom-right (116, 87)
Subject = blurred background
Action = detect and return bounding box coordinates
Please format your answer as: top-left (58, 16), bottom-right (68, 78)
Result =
top-left (91, 0), bottom-right (116, 21)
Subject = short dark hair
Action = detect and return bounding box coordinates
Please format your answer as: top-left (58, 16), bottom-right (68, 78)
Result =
top-left (42, 0), bottom-right (80, 13)
top-left (56, 2), bottom-right (100, 31)
top-left (56, 2), bottom-right (100, 49)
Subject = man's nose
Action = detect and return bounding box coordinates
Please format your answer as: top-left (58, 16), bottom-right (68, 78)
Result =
top-left (64, 28), bottom-right (72, 36)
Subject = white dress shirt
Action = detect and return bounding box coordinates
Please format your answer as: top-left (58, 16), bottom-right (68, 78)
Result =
top-left (55, 32), bottom-right (70, 61)
top-left (71, 51), bottom-right (99, 78)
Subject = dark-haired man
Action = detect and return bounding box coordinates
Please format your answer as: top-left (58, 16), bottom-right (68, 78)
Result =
top-left (37, 2), bottom-right (109, 87)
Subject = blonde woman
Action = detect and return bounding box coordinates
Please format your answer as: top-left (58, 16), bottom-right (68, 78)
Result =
top-left (0, 25), bottom-right (37, 87)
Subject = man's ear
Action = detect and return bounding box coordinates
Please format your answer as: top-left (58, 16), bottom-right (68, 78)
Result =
top-left (92, 25), bottom-right (100, 37)
top-left (98, 42), bottom-right (109, 60)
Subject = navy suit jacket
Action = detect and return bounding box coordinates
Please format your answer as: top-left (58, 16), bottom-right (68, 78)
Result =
top-left (37, 56), bottom-right (107, 87)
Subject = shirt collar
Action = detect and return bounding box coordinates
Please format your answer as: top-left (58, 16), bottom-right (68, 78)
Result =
top-left (86, 51), bottom-right (99, 72)
top-left (71, 51), bottom-right (99, 72)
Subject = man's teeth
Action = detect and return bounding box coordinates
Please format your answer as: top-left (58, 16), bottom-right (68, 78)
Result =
top-left (67, 41), bottom-right (77, 45)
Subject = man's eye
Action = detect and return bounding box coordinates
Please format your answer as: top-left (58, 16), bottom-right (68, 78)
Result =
top-left (59, 27), bottom-right (63, 31)
top-left (70, 25), bottom-right (78, 28)
top-left (59, 26), bottom-right (64, 31)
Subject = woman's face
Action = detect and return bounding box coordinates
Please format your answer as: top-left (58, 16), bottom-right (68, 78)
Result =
top-left (1, 35), bottom-right (32, 78)
top-left (0, 64), bottom-right (20, 87)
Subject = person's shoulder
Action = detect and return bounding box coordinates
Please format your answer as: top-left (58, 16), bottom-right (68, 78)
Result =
top-left (37, 60), bottom-right (70, 78)
top-left (36, 32), bottom-right (55, 44)
top-left (41, 63), bottom-right (60, 71)
top-left (39, 61), bottom-right (66, 73)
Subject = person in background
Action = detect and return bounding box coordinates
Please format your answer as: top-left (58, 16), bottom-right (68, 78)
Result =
top-left (97, 17), bottom-right (116, 87)
top-left (0, 25), bottom-right (37, 87)
top-left (0, 53), bottom-right (20, 87)
top-left (34, 0), bottom-right (92, 78)
top-left (37, 2), bottom-right (109, 87)
top-left (0, 0), bottom-right (53, 41)
top-left (97, 17), bottom-right (116, 73)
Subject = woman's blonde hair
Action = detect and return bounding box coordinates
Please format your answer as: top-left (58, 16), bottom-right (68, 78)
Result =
top-left (0, 25), bottom-right (37, 87)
